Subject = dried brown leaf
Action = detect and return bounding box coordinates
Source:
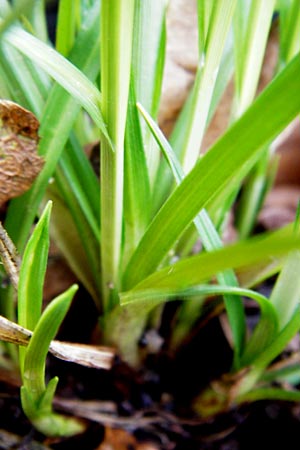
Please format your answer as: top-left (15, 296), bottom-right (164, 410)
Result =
top-left (0, 315), bottom-right (31, 346)
top-left (0, 221), bottom-right (20, 289)
top-left (97, 426), bottom-right (138, 450)
top-left (96, 426), bottom-right (160, 450)
top-left (0, 100), bottom-right (44, 205)
top-left (0, 315), bottom-right (116, 370)
top-left (49, 341), bottom-right (116, 370)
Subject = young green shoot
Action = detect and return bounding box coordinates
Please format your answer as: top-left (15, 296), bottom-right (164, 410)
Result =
top-left (17, 202), bottom-right (81, 435)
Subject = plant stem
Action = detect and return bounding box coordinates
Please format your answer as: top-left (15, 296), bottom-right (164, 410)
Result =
top-left (100, 0), bottom-right (135, 310)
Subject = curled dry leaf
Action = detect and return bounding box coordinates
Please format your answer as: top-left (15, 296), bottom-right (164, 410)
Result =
top-left (0, 314), bottom-right (31, 347)
top-left (0, 221), bottom-right (20, 289)
top-left (49, 341), bottom-right (116, 370)
top-left (0, 315), bottom-right (116, 370)
top-left (93, 422), bottom-right (161, 450)
top-left (0, 100), bottom-right (44, 205)
top-left (96, 427), bottom-right (140, 450)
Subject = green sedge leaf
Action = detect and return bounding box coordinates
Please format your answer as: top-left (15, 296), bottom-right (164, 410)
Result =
top-left (236, 306), bottom-right (300, 397)
top-left (115, 283), bottom-right (275, 367)
top-left (2, 25), bottom-right (110, 144)
top-left (137, 103), bottom-right (246, 363)
top-left (22, 284), bottom-right (78, 402)
top-left (45, 186), bottom-right (101, 303)
top-left (0, 42), bottom-right (45, 116)
top-left (120, 285), bottom-right (277, 370)
top-left (100, 0), bottom-right (135, 310)
top-left (18, 201), bottom-right (52, 333)
top-left (5, 3), bottom-right (100, 252)
top-left (279, 0), bottom-right (300, 65)
top-left (124, 54), bottom-right (300, 290)
top-left (237, 387), bottom-right (300, 404)
top-left (0, 0), bottom-right (35, 36)
top-left (262, 361), bottom-right (300, 385)
top-left (21, 379), bottom-right (83, 437)
top-left (38, 376), bottom-right (59, 416)
top-left (55, 0), bottom-right (78, 56)
top-left (233, 0), bottom-right (276, 238)
top-left (240, 301), bottom-right (279, 367)
top-left (233, 0), bottom-right (275, 116)
top-left (270, 251), bottom-right (300, 330)
top-left (294, 201), bottom-right (300, 232)
top-left (123, 82), bottom-right (151, 266)
top-left (180, 0), bottom-right (237, 173)
top-left (131, 0), bottom-right (167, 184)
top-left (126, 228), bottom-right (300, 293)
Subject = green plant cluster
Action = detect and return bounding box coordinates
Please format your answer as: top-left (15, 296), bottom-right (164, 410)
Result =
top-left (0, 0), bottom-right (300, 437)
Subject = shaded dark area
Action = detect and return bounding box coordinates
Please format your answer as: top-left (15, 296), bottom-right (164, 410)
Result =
top-left (2, 350), bottom-right (300, 448)
top-left (1, 288), bottom-right (300, 449)
top-left (46, 0), bottom-right (58, 43)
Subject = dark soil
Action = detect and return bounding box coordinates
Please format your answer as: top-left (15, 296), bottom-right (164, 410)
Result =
top-left (2, 377), bottom-right (300, 449)
top-left (1, 286), bottom-right (300, 449)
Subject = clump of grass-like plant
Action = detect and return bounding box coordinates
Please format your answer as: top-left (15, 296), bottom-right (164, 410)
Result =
top-left (0, 0), bottom-right (300, 436)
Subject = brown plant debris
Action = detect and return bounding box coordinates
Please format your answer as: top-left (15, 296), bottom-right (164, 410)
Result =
top-left (0, 315), bottom-right (116, 370)
top-left (96, 426), bottom-right (159, 450)
top-left (0, 429), bottom-right (52, 450)
top-left (0, 221), bottom-right (20, 289)
top-left (0, 100), bottom-right (44, 205)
